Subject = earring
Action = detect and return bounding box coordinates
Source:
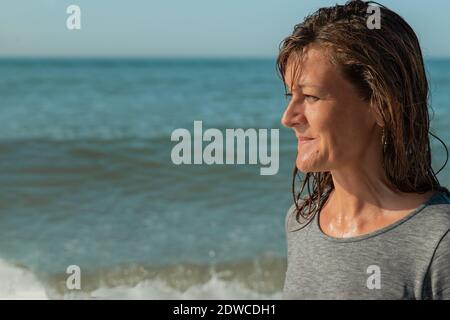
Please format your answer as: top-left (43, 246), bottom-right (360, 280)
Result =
top-left (381, 127), bottom-right (387, 151)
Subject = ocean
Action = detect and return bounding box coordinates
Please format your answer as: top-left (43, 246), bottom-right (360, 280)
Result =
top-left (0, 58), bottom-right (448, 299)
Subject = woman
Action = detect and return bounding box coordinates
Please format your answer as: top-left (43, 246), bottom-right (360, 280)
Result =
top-left (278, 0), bottom-right (450, 299)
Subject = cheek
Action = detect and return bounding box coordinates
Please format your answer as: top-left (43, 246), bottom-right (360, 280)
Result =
top-left (319, 110), bottom-right (372, 162)
top-left (295, 118), bottom-right (329, 168)
top-left (307, 109), bottom-right (339, 144)
top-left (309, 110), bottom-right (351, 159)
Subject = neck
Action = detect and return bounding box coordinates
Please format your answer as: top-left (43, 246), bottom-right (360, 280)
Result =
top-left (327, 138), bottom-right (398, 219)
top-left (328, 168), bottom-right (395, 218)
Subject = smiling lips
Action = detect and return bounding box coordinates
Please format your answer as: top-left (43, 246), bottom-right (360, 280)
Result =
top-left (298, 136), bottom-right (315, 145)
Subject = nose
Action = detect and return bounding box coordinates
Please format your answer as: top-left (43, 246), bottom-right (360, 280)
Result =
top-left (281, 98), bottom-right (306, 128)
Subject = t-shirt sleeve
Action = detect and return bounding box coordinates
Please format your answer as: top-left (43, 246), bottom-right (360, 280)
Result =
top-left (423, 230), bottom-right (450, 300)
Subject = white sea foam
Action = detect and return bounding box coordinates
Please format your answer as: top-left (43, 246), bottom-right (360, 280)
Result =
top-left (0, 260), bottom-right (282, 300)
top-left (0, 260), bottom-right (48, 299)
top-left (87, 274), bottom-right (282, 300)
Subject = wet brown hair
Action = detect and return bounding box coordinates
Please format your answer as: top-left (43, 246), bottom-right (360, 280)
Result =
top-left (276, 0), bottom-right (450, 229)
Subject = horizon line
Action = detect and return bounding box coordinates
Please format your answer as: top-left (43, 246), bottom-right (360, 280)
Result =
top-left (0, 55), bottom-right (450, 60)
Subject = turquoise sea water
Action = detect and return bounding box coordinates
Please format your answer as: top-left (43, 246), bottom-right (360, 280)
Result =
top-left (0, 58), bottom-right (448, 298)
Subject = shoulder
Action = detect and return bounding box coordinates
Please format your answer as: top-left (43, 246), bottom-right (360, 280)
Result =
top-left (417, 192), bottom-right (450, 230)
top-left (423, 229), bottom-right (450, 299)
top-left (285, 199), bottom-right (314, 233)
top-left (284, 202), bottom-right (297, 232)
top-left (403, 192), bottom-right (450, 253)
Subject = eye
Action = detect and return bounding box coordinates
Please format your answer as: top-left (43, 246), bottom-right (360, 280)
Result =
top-left (284, 93), bottom-right (293, 101)
top-left (304, 94), bottom-right (319, 103)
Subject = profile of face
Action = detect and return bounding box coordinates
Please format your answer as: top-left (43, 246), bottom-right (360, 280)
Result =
top-left (281, 44), bottom-right (382, 173)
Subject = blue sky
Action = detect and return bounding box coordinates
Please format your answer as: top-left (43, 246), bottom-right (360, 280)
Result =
top-left (1, 0), bottom-right (450, 58)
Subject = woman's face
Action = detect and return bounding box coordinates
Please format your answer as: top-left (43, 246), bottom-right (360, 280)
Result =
top-left (281, 45), bottom-right (381, 173)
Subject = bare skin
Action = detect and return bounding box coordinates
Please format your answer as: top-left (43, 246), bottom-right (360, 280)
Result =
top-left (281, 44), bottom-right (435, 238)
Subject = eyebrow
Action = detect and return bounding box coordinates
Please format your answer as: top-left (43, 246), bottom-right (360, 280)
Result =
top-left (300, 83), bottom-right (322, 88)
top-left (286, 83), bottom-right (323, 92)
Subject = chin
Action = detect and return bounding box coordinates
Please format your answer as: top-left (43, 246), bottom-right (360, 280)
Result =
top-left (295, 160), bottom-right (323, 173)
top-left (296, 163), bottom-right (314, 173)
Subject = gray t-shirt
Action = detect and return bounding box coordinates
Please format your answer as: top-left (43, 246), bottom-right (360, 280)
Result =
top-left (283, 191), bottom-right (450, 300)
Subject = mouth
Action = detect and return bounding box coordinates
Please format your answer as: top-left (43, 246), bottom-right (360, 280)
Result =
top-left (297, 137), bottom-right (315, 145)
top-left (298, 137), bottom-right (314, 141)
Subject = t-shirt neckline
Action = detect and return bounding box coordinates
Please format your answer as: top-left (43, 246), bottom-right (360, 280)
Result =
top-left (314, 191), bottom-right (444, 243)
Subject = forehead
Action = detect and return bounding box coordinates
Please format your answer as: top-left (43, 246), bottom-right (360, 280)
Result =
top-left (284, 45), bottom-right (339, 90)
